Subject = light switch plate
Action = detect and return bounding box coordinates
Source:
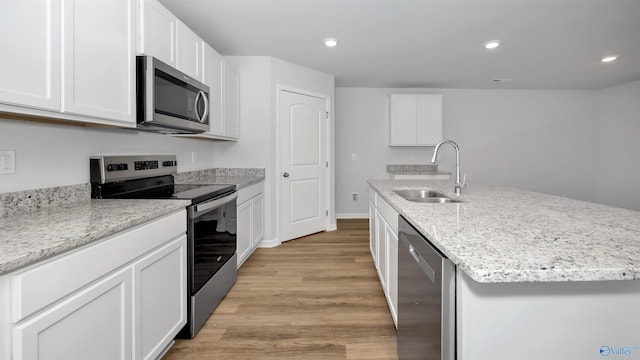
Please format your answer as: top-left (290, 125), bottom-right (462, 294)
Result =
top-left (0, 150), bottom-right (16, 174)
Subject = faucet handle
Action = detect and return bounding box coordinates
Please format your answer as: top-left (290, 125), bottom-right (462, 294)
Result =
top-left (461, 173), bottom-right (467, 187)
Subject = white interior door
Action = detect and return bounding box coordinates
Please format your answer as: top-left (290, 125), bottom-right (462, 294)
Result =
top-left (281, 90), bottom-right (328, 242)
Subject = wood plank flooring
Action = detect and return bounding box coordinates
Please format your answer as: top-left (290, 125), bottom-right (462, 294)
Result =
top-left (163, 219), bottom-right (398, 360)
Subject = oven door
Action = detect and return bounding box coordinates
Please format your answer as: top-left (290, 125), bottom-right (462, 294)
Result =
top-left (188, 191), bottom-right (237, 295)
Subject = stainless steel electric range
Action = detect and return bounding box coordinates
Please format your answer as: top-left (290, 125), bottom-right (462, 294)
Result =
top-left (90, 155), bottom-right (237, 338)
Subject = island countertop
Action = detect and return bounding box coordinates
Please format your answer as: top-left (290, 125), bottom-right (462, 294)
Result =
top-left (367, 179), bottom-right (640, 283)
top-left (0, 199), bottom-right (190, 275)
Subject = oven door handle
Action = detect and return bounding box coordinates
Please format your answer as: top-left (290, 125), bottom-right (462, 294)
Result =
top-left (194, 192), bottom-right (237, 215)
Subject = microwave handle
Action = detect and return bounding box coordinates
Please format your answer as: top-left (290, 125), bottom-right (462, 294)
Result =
top-left (195, 90), bottom-right (209, 124)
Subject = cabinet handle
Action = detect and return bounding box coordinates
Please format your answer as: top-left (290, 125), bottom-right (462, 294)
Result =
top-left (409, 244), bottom-right (436, 283)
top-left (283, 172), bottom-right (290, 178)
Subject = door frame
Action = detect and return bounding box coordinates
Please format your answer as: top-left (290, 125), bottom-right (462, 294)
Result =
top-left (276, 84), bottom-right (333, 243)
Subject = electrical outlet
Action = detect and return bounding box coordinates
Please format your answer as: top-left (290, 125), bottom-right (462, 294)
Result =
top-left (0, 150), bottom-right (16, 174)
top-left (351, 192), bottom-right (359, 202)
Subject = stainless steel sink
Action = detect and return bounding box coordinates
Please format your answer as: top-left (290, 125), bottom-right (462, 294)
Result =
top-left (393, 189), bottom-right (463, 203)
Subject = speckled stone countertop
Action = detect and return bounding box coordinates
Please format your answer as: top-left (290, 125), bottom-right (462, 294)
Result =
top-left (386, 164), bottom-right (451, 176)
top-left (0, 199), bottom-right (189, 275)
top-left (368, 179), bottom-right (640, 283)
top-left (174, 168), bottom-right (265, 189)
top-left (387, 164), bottom-right (439, 174)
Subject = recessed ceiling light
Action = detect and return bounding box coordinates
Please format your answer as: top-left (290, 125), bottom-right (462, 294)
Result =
top-left (484, 40), bottom-right (500, 49)
top-left (324, 38), bottom-right (339, 47)
top-left (601, 55), bottom-right (618, 63)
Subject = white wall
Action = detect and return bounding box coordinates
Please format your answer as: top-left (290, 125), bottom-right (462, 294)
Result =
top-left (211, 56), bottom-right (335, 244)
top-left (336, 87), bottom-right (599, 216)
top-left (0, 118), bottom-right (217, 193)
top-left (596, 80), bottom-right (640, 211)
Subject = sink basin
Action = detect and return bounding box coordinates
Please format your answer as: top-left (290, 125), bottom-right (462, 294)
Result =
top-left (393, 189), bottom-right (463, 203)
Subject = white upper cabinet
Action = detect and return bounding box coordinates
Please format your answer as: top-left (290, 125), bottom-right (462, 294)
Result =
top-left (61, 0), bottom-right (136, 124)
top-left (175, 20), bottom-right (202, 80)
top-left (0, 0), bottom-right (135, 126)
top-left (202, 43), bottom-right (224, 136)
top-left (138, 0), bottom-right (176, 66)
top-left (0, 0), bottom-right (61, 111)
top-left (389, 94), bottom-right (443, 146)
top-left (223, 60), bottom-right (240, 139)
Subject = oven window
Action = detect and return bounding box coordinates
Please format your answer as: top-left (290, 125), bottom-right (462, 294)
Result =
top-left (191, 201), bottom-right (237, 293)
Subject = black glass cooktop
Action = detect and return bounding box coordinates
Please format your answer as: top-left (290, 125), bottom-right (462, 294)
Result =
top-left (91, 175), bottom-right (235, 204)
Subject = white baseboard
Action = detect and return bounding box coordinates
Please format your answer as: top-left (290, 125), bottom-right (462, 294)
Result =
top-left (326, 224), bottom-right (337, 231)
top-left (336, 213), bottom-right (368, 219)
top-left (256, 237), bottom-right (281, 248)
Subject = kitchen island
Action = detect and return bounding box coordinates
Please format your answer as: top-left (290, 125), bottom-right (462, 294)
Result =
top-left (368, 179), bottom-right (640, 360)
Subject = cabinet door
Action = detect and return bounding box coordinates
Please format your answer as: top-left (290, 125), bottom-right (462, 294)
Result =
top-left (251, 194), bottom-right (264, 248)
top-left (237, 200), bottom-right (252, 267)
top-left (175, 20), bottom-right (201, 80)
top-left (0, 0), bottom-right (60, 111)
top-left (376, 211), bottom-right (387, 288)
top-left (389, 94), bottom-right (418, 146)
top-left (13, 268), bottom-right (132, 360)
top-left (134, 236), bottom-right (186, 360)
top-left (386, 224), bottom-right (398, 327)
top-left (416, 94), bottom-right (443, 145)
top-left (369, 201), bottom-right (377, 261)
top-left (61, 0), bottom-right (135, 124)
top-left (223, 60), bottom-right (239, 139)
top-left (389, 94), bottom-right (443, 146)
top-left (138, 0), bottom-right (176, 66)
top-left (202, 44), bottom-right (224, 136)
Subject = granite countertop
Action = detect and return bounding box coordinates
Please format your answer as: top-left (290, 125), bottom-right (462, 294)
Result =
top-left (174, 168), bottom-right (265, 189)
top-left (387, 164), bottom-right (439, 174)
top-left (368, 179), bottom-right (640, 283)
top-left (0, 199), bottom-right (189, 275)
top-left (386, 164), bottom-right (451, 176)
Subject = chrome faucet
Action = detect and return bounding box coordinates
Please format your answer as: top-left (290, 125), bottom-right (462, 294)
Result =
top-left (431, 139), bottom-right (467, 195)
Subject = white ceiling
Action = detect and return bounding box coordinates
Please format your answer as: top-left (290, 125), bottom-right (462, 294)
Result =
top-left (159, 0), bottom-right (640, 89)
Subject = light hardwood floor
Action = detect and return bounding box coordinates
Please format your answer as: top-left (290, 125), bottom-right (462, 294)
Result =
top-left (163, 219), bottom-right (398, 360)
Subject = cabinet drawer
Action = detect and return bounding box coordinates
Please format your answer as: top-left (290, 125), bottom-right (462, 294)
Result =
top-left (375, 193), bottom-right (399, 234)
top-left (238, 182), bottom-right (264, 204)
top-left (11, 210), bottom-right (186, 323)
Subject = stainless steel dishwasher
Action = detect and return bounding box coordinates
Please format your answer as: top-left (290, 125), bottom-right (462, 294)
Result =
top-left (397, 216), bottom-right (456, 360)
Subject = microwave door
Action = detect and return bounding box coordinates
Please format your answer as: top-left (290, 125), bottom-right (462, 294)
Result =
top-left (136, 56), bottom-right (210, 133)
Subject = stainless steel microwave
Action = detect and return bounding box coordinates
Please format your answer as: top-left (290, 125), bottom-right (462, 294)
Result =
top-left (136, 55), bottom-right (210, 134)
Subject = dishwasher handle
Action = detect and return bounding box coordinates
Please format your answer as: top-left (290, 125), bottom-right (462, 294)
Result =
top-left (401, 235), bottom-right (436, 283)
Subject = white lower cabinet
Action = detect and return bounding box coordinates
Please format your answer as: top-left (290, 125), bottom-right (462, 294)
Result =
top-left (368, 188), bottom-right (399, 327)
top-left (376, 211), bottom-right (387, 290)
top-left (251, 194), bottom-right (264, 248)
top-left (236, 182), bottom-right (265, 267)
top-left (369, 200), bottom-right (377, 262)
top-left (0, 210), bottom-right (187, 360)
top-left (13, 268), bottom-right (133, 360)
top-left (134, 237), bottom-right (186, 360)
top-left (237, 200), bottom-right (253, 267)
top-left (385, 223), bottom-right (398, 325)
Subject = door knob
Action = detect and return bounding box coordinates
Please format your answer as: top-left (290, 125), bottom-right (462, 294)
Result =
top-left (283, 172), bottom-right (290, 178)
